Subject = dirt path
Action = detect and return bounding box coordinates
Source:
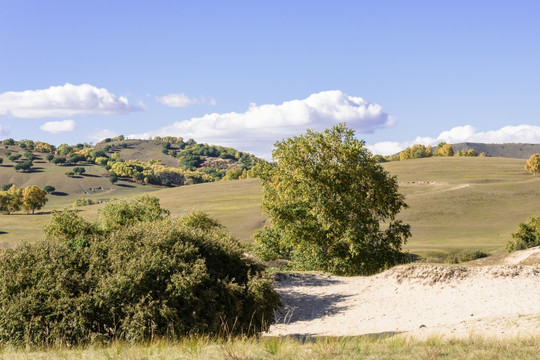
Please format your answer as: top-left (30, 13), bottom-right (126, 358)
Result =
top-left (266, 262), bottom-right (540, 339)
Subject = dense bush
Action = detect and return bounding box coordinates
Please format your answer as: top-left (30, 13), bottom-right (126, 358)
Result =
top-left (507, 216), bottom-right (540, 252)
top-left (0, 197), bottom-right (280, 346)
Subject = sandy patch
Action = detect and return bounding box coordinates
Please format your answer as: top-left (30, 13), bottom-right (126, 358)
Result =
top-left (266, 263), bottom-right (540, 339)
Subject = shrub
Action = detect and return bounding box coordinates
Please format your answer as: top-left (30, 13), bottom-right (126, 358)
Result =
top-left (507, 216), bottom-right (540, 252)
top-left (108, 171), bottom-right (118, 184)
top-left (0, 197), bottom-right (280, 346)
top-left (1, 183), bottom-right (14, 191)
top-left (44, 185), bottom-right (56, 194)
top-left (445, 249), bottom-right (488, 264)
top-left (73, 197), bottom-right (95, 207)
top-left (52, 157), bottom-right (67, 165)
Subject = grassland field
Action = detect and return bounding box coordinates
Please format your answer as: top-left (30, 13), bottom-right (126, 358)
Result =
top-left (0, 151), bottom-right (539, 260)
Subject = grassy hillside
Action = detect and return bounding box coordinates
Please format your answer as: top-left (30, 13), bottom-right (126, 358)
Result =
top-left (1, 154), bottom-right (539, 259)
top-left (94, 139), bottom-right (180, 167)
top-left (383, 157), bottom-right (540, 257)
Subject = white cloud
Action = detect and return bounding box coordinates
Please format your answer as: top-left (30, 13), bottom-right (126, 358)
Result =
top-left (132, 90), bottom-right (392, 158)
top-left (39, 119), bottom-right (76, 134)
top-left (87, 129), bottom-right (119, 143)
top-left (0, 125), bottom-right (9, 136)
top-left (368, 124), bottom-right (540, 155)
top-left (156, 93), bottom-right (216, 108)
top-left (0, 83), bottom-right (138, 118)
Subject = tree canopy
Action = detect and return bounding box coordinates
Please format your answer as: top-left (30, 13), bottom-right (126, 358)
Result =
top-left (255, 124), bottom-right (410, 275)
top-left (22, 185), bottom-right (48, 214)
top-left (525, 154), bottom-right (540, 176)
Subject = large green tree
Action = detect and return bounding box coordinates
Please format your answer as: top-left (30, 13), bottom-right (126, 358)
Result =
top-left (255, 124), bottom-right (410, 275)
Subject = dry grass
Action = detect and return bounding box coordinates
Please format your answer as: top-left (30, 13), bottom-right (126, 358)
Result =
top-left (1, 335), bottom-right (540, 359)
top-left (1, 155), bottom-right (540, 257)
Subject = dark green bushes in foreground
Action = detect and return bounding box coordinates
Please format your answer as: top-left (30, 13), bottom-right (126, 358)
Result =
top-left (0, 196), bottom-right (280, 346)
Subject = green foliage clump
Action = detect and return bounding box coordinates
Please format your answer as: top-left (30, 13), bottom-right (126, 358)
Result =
top-left (507, 216), bottom-right (540, 252)
top-left (44, 185), bottom-right (56, 193)
top-left (0, 197), bottom-right (280, 346)
top-left (73, 197), bottom-right (95, 207)
top-left (255, 124), bottom-right (410, 275)
top-left (52, 157), bottom-right (67, 165)
top-left (8, 154), bottom-right (21, 162)
top-left (445, 249), bottom-right (488, 264)
top-left (14, 160), bottom-right (32, 172)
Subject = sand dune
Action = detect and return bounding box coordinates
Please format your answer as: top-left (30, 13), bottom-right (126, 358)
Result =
top-left (266, 248), bottom-right (540, 339)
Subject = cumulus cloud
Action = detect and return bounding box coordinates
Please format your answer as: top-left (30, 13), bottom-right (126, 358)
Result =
top-left (367, 124), bottom-right (540, 155)
top-left (132, 90), bottom-right (392, 158)
top-left (39, 119), bottom-right (76, 134)
top-left (156, 93), bottom-right (216, 108)
top-left (0, 83), bottom-right (138, 118)
top-left (87, 129), bottom-right (119, 143)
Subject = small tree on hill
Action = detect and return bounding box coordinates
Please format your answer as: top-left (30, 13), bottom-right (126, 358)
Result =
top-left (525, 154), bottom-right (540, 176)
top-left (109, 171), bottom-right (118, 184)
top-left (8, 154), bottom-right (21, 162)
top-left (44, 185), bottom-right (55, 194)
top-left (436, 143), bottom-right (454, 157)
top-left (14, 160), bottom-right (32, 172)
top-left (255, 123), bottom-right (411, 275)
top-left (507, 216), bottom-right (540, 252)
top-left (52, 157), bottom-right (66, 165)
top-left (73, 167), bottom-right (86, 175)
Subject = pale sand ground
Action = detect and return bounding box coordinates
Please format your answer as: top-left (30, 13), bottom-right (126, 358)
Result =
top-left (266, 247), bottom-right (540, 339)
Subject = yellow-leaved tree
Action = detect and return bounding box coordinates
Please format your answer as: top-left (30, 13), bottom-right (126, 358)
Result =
top-left (525, 154), bottom-right (540, 176)
top-left (22, 185), bottom-right (48, 214)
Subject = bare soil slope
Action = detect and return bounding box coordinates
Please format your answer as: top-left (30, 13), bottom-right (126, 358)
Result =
top-left (267, 247), bottom-right (540, 339)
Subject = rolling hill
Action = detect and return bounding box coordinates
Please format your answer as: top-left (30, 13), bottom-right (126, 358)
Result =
top-left (0, 140), bottom-right (539, 261)
top-left (451, 142), bottom-right (540, 159)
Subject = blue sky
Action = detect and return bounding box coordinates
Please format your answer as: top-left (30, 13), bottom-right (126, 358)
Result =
top-left (1, 0), bottom-right (540, 158)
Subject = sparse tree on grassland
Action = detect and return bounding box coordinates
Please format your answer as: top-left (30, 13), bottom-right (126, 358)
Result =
top-left (22, 185), bottom-right (48, 214)
top-left (436, 143), bottom-right (454, 157)
top-left (6, 185), bottom-right (23, 214)
top-left (525, 154), bottom-right (540, 176)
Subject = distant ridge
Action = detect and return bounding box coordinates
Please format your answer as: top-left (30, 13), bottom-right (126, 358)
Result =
top-left (451, 142), bottom-right (540, 159)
